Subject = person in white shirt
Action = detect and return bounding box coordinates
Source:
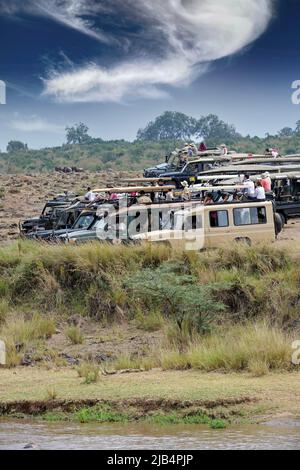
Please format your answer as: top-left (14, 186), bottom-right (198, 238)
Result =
top-left (84, 187), bottom-right (97, 202)
top-left (181, 181), bottom-right (191, 201)
top-left (220, 144), bottom-right (228, 156)
top-left (243, 175), bottom-right (256, 199)
top-left (165, 189), bottom-right (175, 202)
top-left (255, 181), bottom-right (266, 200)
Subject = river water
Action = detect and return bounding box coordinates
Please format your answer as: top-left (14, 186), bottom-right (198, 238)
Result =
top-left (1, 419), bottom-right (300, 450)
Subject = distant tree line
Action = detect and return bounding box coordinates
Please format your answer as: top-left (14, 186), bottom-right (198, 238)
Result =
top-left (136, 111), bottom-right (241, 144)
top-left (5, 113), bottom-right (300, 156)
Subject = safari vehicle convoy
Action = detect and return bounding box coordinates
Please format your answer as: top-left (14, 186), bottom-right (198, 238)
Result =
top-left (19, 142), bottom-right (300, 248)
top-left (63, 199), bottom-right (281, 248)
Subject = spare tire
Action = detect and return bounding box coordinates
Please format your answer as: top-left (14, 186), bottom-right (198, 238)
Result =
top-left (274, 212), bottom-right (284, 236)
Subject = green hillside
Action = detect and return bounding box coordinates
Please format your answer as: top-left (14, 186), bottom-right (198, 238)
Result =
top-left (2, 136), bottom-right (300, 174)
top-left (0, 141), bottom-right (179, 173)
top-left (2, 112), bottom-right (300, 173)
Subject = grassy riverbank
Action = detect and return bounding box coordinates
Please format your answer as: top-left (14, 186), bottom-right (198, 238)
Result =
top-left (0, 368), bottom-right (300, 427)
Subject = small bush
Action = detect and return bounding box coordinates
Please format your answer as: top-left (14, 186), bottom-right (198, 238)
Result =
top-left (1, 314), bottom-right (55, 346)
top-left (135, 310), bottom-right (164, 332)
top-left (76, 362), bottom-right (100, 384)
top-left (65, 326), bottom-right (84, 345)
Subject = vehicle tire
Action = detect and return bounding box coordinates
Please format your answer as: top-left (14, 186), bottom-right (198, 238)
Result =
top-left (279, 213), bottom-right (286, 227)
top-left (274, 212), bottom-right (284, 236)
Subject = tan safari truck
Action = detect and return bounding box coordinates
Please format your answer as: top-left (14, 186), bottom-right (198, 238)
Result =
top-left (130, 201), bottom-right (282, 250)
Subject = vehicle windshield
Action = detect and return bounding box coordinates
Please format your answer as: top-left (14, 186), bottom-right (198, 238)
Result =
top-left (73, 214), bottom-right (95, 230)
top-left (42, 205), bottom-right (55, 217)
top-left (93, 217), bottom-right (107, 230)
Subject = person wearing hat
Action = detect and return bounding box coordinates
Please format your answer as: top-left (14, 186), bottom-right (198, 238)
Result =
top-left (181, 181), bottom-right (191, 201)
top-left (220, 144), bottom-right (228, 156)
top-left (261, 172), bottom-right (272, 192)
top-left (138, 191), bottom-right (152, 205)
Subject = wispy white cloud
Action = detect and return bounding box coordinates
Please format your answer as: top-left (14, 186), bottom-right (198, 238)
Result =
top-left (9, 116), bottom-right (65, 133)
top-left (1, 0), bottom-right (274, 103)
top-left (0, 0), bottom-right (112, 43)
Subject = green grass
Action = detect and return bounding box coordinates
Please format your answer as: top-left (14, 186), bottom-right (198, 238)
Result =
top-left (37, 405), bottom-right (228, 428)
top-left (74, 405), bottom-right (130, 424)
top-left (0, 313), bottom-right (56, 367)
top-left (159, 323), bottom-right (294, 373)
top-left (0, 241), bottom-right (300, 372)
top-left (147, 412), bottom-right (227, 429)
top-left (76, 362), bottom-right (100, 384)
top-left (65, 326), bottom-right (84, 345)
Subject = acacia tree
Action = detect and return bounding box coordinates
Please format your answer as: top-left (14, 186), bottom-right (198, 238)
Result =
top-left (195, 114), bottom-right (240, 143)
top-left (65, 122), bottom-right (92, 145)
top-left (278, 127), bottom-right (294, 138)
top-left (137, 111), bottom-right (197, 141)
top-left (6, 141), bottom-right (28, 153)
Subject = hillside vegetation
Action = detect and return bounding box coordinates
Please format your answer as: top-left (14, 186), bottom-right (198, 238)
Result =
top-left (0, 241), bottom-right (299, 375)
top-left (3, 112), bottom-right (300, 173)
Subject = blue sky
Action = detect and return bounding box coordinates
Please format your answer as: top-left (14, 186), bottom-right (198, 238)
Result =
top-left (0, 0), bottom-right (299, 150)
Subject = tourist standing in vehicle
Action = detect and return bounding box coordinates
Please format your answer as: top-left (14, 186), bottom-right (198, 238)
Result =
top-left (181, 181), bottom-right (191, 201)
top-left (271, 147), bottom-right (279, 158)
top-left (199, 142), bottom-right (207, 152)
top-left (243, 175), bottom-right (256, 199)
top-left (85, 187), bottom-right (97, 202)
top-left (220, 144), bottom-right (228, 156)
top-left (255, 181), bottom-right (266, 200)
top-left (261, 172), bottom-right (272, 192)
top-left (166, 188), bottom-right (175, 202)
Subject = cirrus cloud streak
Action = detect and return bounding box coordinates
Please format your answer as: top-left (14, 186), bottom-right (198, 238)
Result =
top-left (0, 0), bottom-right (275, 103)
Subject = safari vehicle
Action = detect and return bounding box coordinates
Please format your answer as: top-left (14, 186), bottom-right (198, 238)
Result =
top-left (194, 172), bottom-right (300, 224)
top-left (162, 158), bottom-right (233, 188)
top-left (131, 201), bottom-right (282, 249)
top-left (267, 173), bottom-right (300, 222)
top-left (20, 199), bottom-right (74, 235)
top-left (144, 154), bottom-right (231, 179)
top-left (26, 207), bottom-right (97, 241)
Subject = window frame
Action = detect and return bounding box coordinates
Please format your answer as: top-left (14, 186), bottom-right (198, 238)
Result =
top-left (233, 206), bottom-right (267, 227)
top-left (209, 210), bottom-right (229, 228)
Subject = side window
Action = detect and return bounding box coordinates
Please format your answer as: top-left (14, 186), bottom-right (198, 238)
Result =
top-left (234, 207), bottom-right (267, 226)
top-left (185, 214), bottom-right (203, 231)
top-left (159, 211), bottom-right (175, 230)
top-left (203, 163), bottom-right (212, 171)
top-left (210, 211), bottom-right (229, 228)
top-left (186, 163), bottom-right (197, 175)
